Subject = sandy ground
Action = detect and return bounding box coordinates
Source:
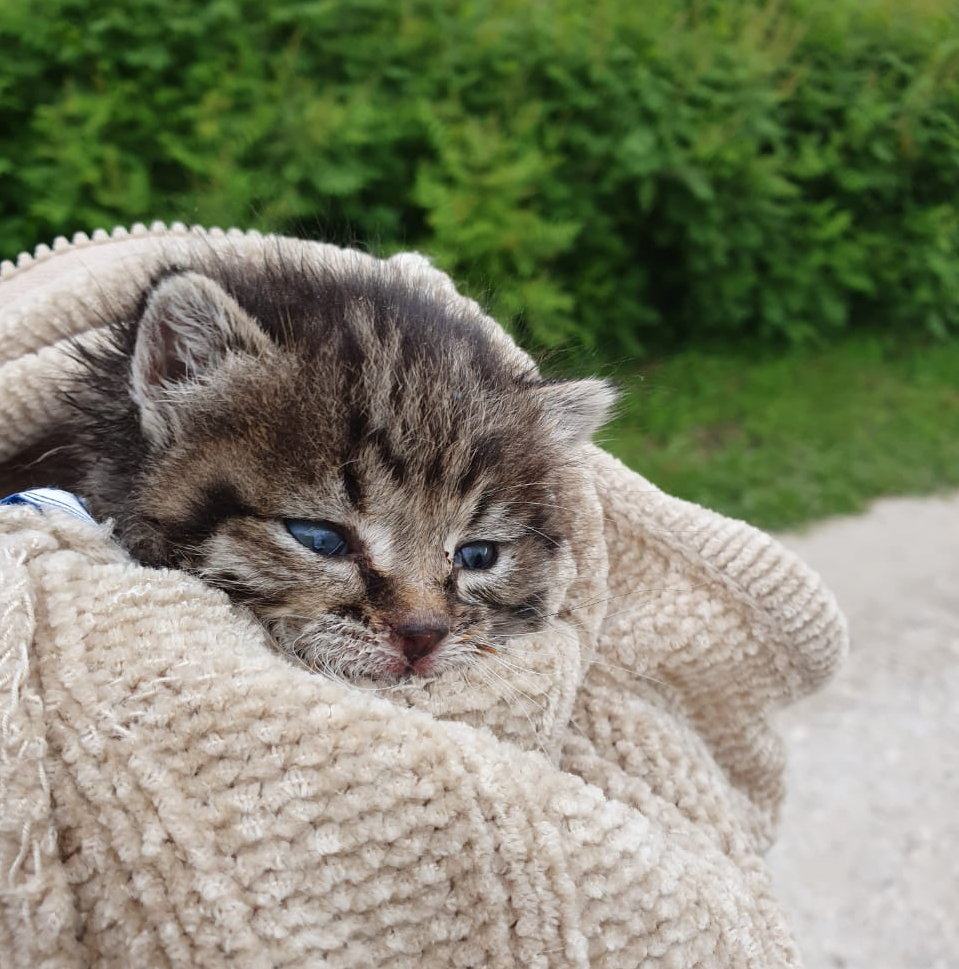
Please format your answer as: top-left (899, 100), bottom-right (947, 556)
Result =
top-left (766, 493), bottom-right (959, 969)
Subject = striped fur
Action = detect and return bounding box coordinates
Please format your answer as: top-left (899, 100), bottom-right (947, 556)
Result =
top-left (66, 253), bottom-right (614, 681)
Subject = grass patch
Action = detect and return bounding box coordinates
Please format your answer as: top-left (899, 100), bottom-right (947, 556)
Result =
top-left (598, 334), bottom-right (959, 531)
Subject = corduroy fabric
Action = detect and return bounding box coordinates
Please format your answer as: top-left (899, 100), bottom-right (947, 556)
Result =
top-left (0, 226), bottom-right (847, 968)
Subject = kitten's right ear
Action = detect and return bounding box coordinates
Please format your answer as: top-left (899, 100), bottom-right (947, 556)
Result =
top-left (536, 377), bottom-right (618, 446)
top-left (131, 271), bottom-right (272, 445)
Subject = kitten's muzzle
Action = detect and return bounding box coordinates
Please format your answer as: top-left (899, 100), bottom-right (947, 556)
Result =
top-left (390, 622), bottom-right (449, 665)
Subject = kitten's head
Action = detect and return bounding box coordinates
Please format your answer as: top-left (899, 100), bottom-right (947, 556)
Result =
top-left (73, 258), bottom-right (615, 681)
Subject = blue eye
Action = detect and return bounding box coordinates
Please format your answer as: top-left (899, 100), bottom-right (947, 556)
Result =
top-left (285, 520), bottom-right (349, 556)
top-left (454, 541), bottom-right (498, 570)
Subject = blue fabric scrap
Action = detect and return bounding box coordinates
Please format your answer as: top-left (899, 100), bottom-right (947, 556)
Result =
top-left (1, 488), bottom-right (97, 525)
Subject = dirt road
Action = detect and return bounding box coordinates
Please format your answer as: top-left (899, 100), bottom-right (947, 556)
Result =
top-left (767, 494), bottom-right (959, 969)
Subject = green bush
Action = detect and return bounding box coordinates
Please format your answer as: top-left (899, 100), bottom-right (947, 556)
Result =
top-left (1, 0), bottom-right (957, 353)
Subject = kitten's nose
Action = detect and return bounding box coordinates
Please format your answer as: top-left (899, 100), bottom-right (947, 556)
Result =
top-left (393, 623), bottom-right (449, 664)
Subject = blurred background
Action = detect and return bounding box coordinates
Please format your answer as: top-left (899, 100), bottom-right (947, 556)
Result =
top-left (3, 0), bottom-right (958, 528)
top-left (2, 1), bottom-right (956, 965)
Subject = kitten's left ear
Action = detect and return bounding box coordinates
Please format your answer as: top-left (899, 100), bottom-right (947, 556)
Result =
top-left (536, 378), bottom-right (618, 446)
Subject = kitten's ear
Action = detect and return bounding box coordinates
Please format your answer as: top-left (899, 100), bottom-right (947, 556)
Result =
top-left (536, 378), bottom-right (618, 446)
top-left (131, 271), bottom-right (271, 444)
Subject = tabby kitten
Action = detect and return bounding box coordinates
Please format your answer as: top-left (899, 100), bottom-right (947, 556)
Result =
top-left (67, 254), bottom-right (614, 682)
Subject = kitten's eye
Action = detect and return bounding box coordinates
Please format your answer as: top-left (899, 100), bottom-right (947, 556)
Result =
top-left (285, 519), bottom-right (349, 556)
top-left (454, 541), bottom-right (498, 570)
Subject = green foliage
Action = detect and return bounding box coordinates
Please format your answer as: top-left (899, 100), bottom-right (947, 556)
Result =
top-left (1, 0), bottom-right (958, 353)
top-left (603, 333), bottom-right (959, 529)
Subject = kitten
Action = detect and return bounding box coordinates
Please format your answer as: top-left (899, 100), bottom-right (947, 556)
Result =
top-left (64, 253), bottom-right (614, 681)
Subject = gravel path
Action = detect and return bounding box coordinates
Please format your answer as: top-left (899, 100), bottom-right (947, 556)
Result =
top-left (767, 493), bottom-right (959, 969)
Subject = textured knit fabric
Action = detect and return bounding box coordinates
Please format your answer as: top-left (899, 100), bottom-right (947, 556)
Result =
top-left (0, 225), bottom-right (847, 968)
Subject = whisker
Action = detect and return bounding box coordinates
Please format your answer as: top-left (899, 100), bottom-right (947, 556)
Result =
top-left (480, 659), bottom-right (550, 716)
top-left (562, 581), bottom-right (712, 619)
top-left (493, 499), bottom-right (563, 511)
top-left (581, 657), bottom-right (671, 688)
top-left (483, 650), bottom-right (553, 682)
top-left (506, 519), bottom-right (561, 547)
top-left (490, 616), bottom-right (671, 688)
top-left (472, 663), bottom-right (551, 759)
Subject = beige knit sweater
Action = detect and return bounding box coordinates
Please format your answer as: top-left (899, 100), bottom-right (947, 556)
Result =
top-left (0, 225), bottom-right (846, 968)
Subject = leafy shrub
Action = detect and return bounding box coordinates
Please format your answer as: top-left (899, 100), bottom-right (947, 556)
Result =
top-left (1, 0), bottom-right (957, 353)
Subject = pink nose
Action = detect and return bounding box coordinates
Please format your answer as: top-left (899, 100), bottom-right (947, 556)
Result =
top-left (393, 624), bottom-right (449, 664)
